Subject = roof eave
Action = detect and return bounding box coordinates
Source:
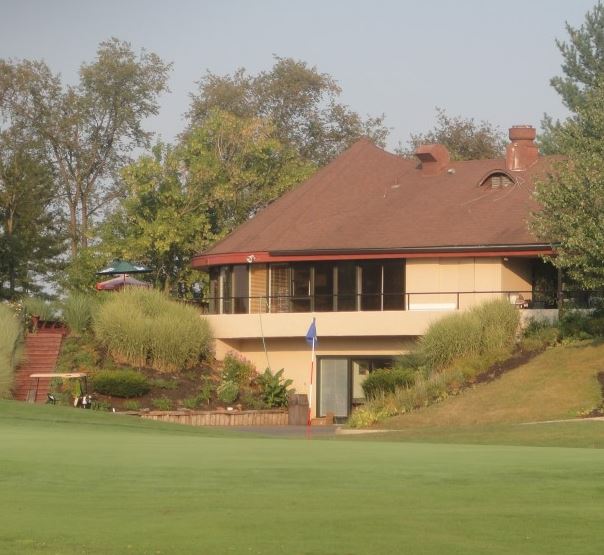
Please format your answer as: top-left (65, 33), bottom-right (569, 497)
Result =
top-left (192, 243), bottom-right (556, 269)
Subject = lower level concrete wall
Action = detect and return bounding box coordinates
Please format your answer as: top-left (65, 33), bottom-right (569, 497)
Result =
top-left (216, 336), bottom-right (416, 412)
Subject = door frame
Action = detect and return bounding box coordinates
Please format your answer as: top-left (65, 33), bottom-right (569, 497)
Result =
top-left (316, 355), bottom-right (395, 418)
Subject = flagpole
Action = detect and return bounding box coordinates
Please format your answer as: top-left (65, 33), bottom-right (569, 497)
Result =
top-left (305, 317), bottom-right (317, 436)
top-left (308, 335), bottom-right (315, 427)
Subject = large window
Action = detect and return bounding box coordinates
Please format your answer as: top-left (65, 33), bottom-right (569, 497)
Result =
top-left (232, 265), bottom-right (249, 314)
top-left (359, 262), bottom-right (382, 311)
top-left (208, 260), bottom-right (405, 314)
top-left (314, 263), bottom-right (335, 311)
top-left (337, 262), bottom-right (357, 311)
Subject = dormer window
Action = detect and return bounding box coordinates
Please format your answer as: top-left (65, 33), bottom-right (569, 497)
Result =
top-left (478, 170), bottom-right (516, 189)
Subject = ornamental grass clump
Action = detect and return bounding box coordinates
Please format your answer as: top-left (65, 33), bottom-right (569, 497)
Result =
top-left (0, 304), bottom-right (23, 398)
top-left (93, 288), bottom-right (212, 372)
top-left (62, 293), bottom-right (98, 335)
top-left (23, 297), bottom-right (58, 321)
top-left (420, 298), bottom-right (519, 372)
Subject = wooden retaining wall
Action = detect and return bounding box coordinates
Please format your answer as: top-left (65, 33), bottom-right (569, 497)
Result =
top-left (141, 409), bottom-right (288, 427)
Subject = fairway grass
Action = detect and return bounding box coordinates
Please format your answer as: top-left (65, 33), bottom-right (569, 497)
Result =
top-left (2, 401), bottom-right (604, 554)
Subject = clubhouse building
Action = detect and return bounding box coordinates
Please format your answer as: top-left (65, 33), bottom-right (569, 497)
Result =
top-left (192, 125), bottom-right (560, 419)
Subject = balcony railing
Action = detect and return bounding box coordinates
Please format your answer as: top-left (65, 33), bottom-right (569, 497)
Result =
top-left (199, 290), bottom-right (592, 315)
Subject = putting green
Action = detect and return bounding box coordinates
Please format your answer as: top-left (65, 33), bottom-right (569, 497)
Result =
top-left (1, 402), bottom-right (603, 554)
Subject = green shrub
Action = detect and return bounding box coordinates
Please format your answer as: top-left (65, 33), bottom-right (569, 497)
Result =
top-left (92, 400), bottom-right (112, 411)
top-left (62, 293), bottom-right (98, 335)
top-left (0, 303), bottom-right (23, 398)
top-left (217, 380), bottom-right (239, 404)
top-left (521, 318), bottom-right (560, 352)
top-left (256, 368), bottom-right (293, 408)
top-left (587, 317), bottom-right (604, 337)
top-left (151, 397), bottom-right (173, 411)
top-left (92, 370), bottom-right (151, 398)
top-left (240, 390), bottom-right (268, 410)
top-left (93, 288), bottom-right (212, 372)
top-left (361, 367), bottom-right (416, 398)
top-left (348, 394), bottom-right (397, 428)
top-left (122, 400), bottom-right (141, 411)
top-left (222, 352), bottom-right (256, 386)
top-left (559, 310), bottom-right (593, 340)
top-left (182, 397), bottom-right (201, 409)
top-left (197, 378), bottom-right (214, 405)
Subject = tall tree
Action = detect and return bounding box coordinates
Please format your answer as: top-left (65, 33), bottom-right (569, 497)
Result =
top-left (0, 38), bottom-right (171, 255)
top-left (0, 130), bottom-right (63, 299)
top-left (102, 110), bottom-right (314, 292)
top-left (400, 108), bottom-right (507, 160)
top-left (540, 2), bottom-right (604, 154)
top-left (532, 84), bottom-right (604, 289)
top-left (188, 57), bottom-right (389, 166)
top-left (532, 3), bottom-right (604, 288)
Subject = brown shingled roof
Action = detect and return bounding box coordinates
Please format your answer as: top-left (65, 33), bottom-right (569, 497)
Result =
top-left (196, 139), bottom-right (551, 262)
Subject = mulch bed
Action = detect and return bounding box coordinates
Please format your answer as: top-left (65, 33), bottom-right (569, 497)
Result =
top-left (92, 365), bottom-right (220, 411)
top-left (582, 371), bottom-right (604, 418)
top-left (474, 349), bottom-right (542, 385)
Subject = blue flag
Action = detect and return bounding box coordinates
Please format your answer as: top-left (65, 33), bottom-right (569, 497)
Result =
top-left (305, 318), bottom-right (317, 346)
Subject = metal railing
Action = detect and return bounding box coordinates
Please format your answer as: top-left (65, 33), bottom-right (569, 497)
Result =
top-left (199, 290), bottom-right (569, 315)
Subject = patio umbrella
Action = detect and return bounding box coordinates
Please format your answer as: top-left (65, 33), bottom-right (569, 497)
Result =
top-left (95, 275), bottom-right (151, 291)
top-left (97, 260), bottom-right (151, 275)
top-left (96, 259), bottom-right (152, 289)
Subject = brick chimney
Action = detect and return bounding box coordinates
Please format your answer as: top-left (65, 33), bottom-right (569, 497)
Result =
top-left (415, 144), bottom-right (450, 176)
top-left (506, 125), bottom-right (539, 171)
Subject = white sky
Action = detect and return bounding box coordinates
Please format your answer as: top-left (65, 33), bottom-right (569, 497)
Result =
top-left (0, 0), bottom-right (597, 150)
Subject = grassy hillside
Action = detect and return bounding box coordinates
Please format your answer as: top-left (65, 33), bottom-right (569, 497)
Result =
top-left (1, 400), bottom-right (604, 554)
top-left (384, 340), bottom-right (604, 430)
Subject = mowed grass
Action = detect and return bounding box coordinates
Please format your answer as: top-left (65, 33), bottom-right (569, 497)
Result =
top-left (2, 402), bottom-right (604, 554)
top-left (384, 340), bottom-right (604, 430)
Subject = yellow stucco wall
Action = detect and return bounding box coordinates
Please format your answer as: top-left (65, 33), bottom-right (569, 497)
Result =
top-left (216, 336), bottom-right (416, 417)
top-left (405, 257), bottom-right (532, 309)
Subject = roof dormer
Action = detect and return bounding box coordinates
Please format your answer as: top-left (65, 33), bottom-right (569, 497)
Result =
top-left (478, 170), bottom-right (517, 189)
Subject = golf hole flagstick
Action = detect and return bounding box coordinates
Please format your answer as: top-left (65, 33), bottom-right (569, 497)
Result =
top-left (305, 318), bottom-right (317, 427)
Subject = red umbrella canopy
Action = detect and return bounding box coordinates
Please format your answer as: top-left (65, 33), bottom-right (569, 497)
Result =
top-left (95, 275), bottom-right (151, 291)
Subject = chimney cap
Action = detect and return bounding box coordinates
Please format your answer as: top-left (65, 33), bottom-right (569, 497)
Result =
top-left (509, 125), bottom-right (536, 142)
top-left (414, 144), bottom-right (450, 176)
top-left (414, 143), bottom-right (450, 164)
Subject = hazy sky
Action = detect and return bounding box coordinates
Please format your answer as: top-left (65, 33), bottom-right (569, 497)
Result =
top-left (0, 0), bottom-right (597, 150)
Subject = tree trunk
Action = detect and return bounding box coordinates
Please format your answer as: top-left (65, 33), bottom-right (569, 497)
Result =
top-left (80, 194), bottom-right (89, 250)
top-left (68, 200), bottom-right (78, 257)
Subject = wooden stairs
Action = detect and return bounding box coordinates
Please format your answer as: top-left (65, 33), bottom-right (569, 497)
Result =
top-left (12, 331), bottom-right (65, 403)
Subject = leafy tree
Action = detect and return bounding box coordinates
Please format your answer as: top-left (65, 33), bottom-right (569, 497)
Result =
top-left (541, 2), bottom-right (604, 154)
top-left (188, 56), bottom-right (389, 166)
top-left (183, 109), bottom-right (314, 236)
top-left (0, 130), bottom-right (63, 299)
top-left (102, 110), bottom-right (314, 293)
top-left (400, 108), bottom-right (507, 161)
top-left (532, 84), bottom-right (604, 289)
top-left (0, 38), bottom-right (171, 256)
top-left (100, 142), bottom-right (211, 293)
top-left (551, 2), bottom-right (604, 112)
